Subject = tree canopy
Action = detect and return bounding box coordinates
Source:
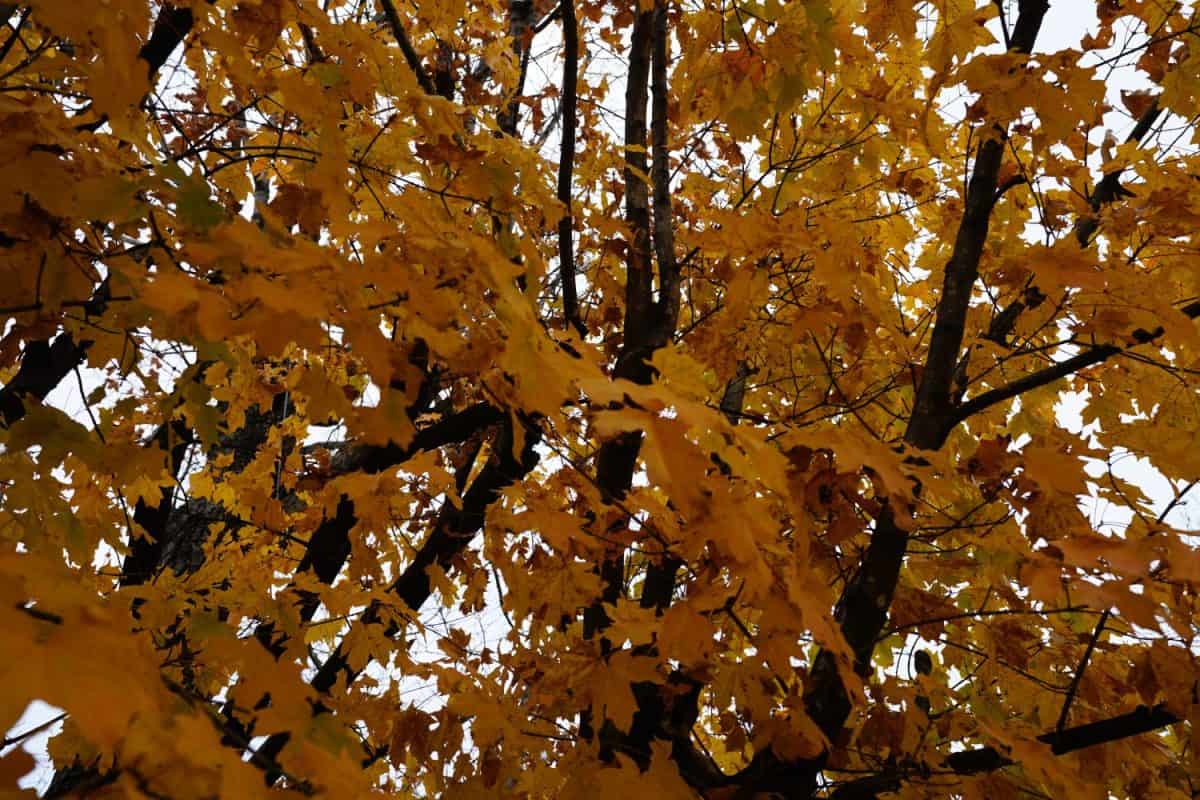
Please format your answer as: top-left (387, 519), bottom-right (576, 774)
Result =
top-left (2, 0), bottom-right (1200, 797)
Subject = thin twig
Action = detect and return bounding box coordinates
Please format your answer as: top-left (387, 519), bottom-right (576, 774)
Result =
top-left (1, 711), bottom-right (67, 748)
top-left (1055, 609), bottom-right (1110, 733)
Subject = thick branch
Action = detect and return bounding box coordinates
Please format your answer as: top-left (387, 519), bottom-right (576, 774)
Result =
top-left (498, 0), bottom-right (534, 136)
top-left (260, 402), bottom-right (502, 645)
top-left (618, 7), bottom-right (656, 359)
top-left (905, 0), bottom-right (1048, 451)
top-left (0, 334), bottom-right (87, 427)
top-left (252, 417), bottom-right (537, 776)
top-left (635, 0), bottom-right (681, 617)
top-left (432, 41), bottom-right (455, 100)
top-left (376, 0), bottom-right (438, 96)
top-left (991, 97), bottom-right (1161, 345)
top-left (334, 401), bottom-right (502, 476)
top-left (905, 131), bottom-right (1007, 448)
top-left (649, 0), bottom-right (678, 338)
top-left (309, 418), bottom-right (540, 694)
top-left (1076, 98), bottom-right (1163, 246)
top-left (138, 3), bottom-right (196, 78)
top-left (953, 344), bottom-right (1117, 423)
top-left (735, 5), bottom-right (1050, 796)
top-left (581, 6), bottom-right (656, 644)
top-left (1055, 609), bottom-right (1109, 733)
top-left (1, 0), bottom-right (204, 429)
top-left (557, 0), bottom-right (582, 334)
top-left (122, 418), bottom-right (196, 587)
top-left (784, 505), bottom-right (909, 798)
top-left (948, 703), bottom-right (1180, 773)
top-left (831, 703), bottom-right (1180, 796)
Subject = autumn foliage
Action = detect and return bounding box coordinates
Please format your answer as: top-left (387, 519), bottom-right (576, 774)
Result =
top-left (3, 0), bottom-right (1200, 797)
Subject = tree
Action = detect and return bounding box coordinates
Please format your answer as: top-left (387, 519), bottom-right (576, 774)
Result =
top-left (1, 0), bottom-right (1199, 797)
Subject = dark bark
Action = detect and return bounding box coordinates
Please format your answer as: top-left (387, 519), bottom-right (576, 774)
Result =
top-left (904, 130), bottom-right (1007, 450)
top-left (728, 5), bottom-right (1051, 797)
top-left (840, 705), bottom-right (1176, 791)
top-left (557, 0), bottom-right (583, 335)
top-left (250, 401), bottom-right (501, 665)
top-left (988, 95), bottom-right (1161, 345)
top-left (1038, 702), bottom-right (1178, 754)
top-left (0, 0), bottom-right (203, 433)
top-left (906, 0), bottom-right (1048, 451)
top-left (336, 401), bottom-right (502, 476)
top-left (137, 3), bottom-right (195, 78)
top-left (0, 334), bottom-right (88, 427)
top-left (719, 361), bottom-right (752, 424)
top-left (121, 418), bottom-right (196, 587)
top-left (833, 703), bottom-right (1181, 795)
top-left (588, 0), bottom-right (685, 631)
top-left (498, 0), bottom-right (534, 137)
top-left (954, 344), bottom-right (1118, 424)
top-left (433, 41), bottom-right (455, 100)
top-left (1076, 99), bottom-right (1162, 246)
top-left (581, 5), bottom-right (656, 643)
top-left (308, 416), bottom-right (540, 694)
top-left (43, 757), bottom-right (119, 799)
top-left (618, 7), bottom-right (656, 354)
top-left (376, 0), bottom-right (437, 96)
top-left (292, 402), bottom-right (500, 590)
top-left (613, 110), bottom-right (739, 772)
top-left (1055, 610), bottom-right (1109, 732)
top-left (955, 299), bottom-right (1200, 427)
top-left (617, 362), bottom-right (755, 781)
top-left (0, 280), bottom-right (111, 429)
top-left (648, 0), bottom-right (678, 337)
top-left (255, 411), bottom-right (526, 778)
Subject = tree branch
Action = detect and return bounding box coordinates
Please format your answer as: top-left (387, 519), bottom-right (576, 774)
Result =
top-left (649, 0), bottom-right (679, 340)
top-left (1076, 98), bottom-right (1163, 246)
top-left (309, 417), bottom-right (539, 694)
top-left (905, 0), bottom-right (1048, 451)
top-left (832, 702), bottom-right (1180, 796)
top-left (582, 4), bottom-right (656, 645)
top-left (948, 702), bottom-right (1180, 774)
top-left (1055, 609), bottom-right (1109, 732)
top-left (122, 417), bottom-right (196, 587)
top-left (989, 95), bottom-right (1163, 344)
top-left (1, 0), bottom-right (206, 428)
top-left (498, 0), bottom-right (534, 136)
top-left (953, 344), bottom-right (1118, 424)
top-left (556, 0), bottom-right (583, 335)
top-left (955, 298), bottom-right (1200, 425)
top-left (732, 4), bottom-right (1050, 795)
top-left (0, 333), bottom-right (88, 427)
top-left (138, 3), bottom-right (196, 78)
top-left (256, 402), bottom-right (503, 651)
top-left (616, 5), bottom-right (656, 363)
top-left (376, 0), bottom-right (438, 96)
